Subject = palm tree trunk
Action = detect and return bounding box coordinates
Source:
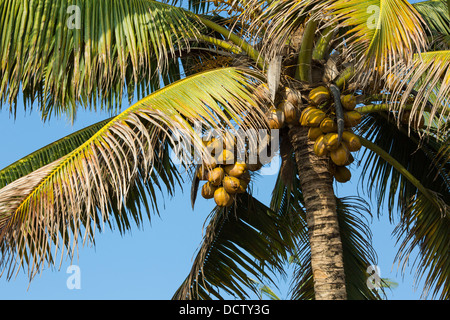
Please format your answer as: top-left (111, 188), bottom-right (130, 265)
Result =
top-left (288, 125), bottom-right (347, 300)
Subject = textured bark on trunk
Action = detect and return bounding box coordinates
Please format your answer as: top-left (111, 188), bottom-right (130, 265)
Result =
top-left (288, 125), bottom-right (347, 300)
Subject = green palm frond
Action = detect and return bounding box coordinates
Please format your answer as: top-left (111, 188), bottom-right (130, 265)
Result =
top-left (357, 113), bottom-right (449, 217)
top-left (242, 0), bottom-right (426, 80)
top-left (394, 191), bottom-right (450, 300)
top-left (172, 193), bottom-right (292, 300)
top-left (0, 0), bottom-right (207, 121)
top-left (269, 148), bottom-right (381, 300)
top-left (414, 0), bottom-right (450, 47)
top-left (328, 0), bottom-right (427, 85)
top-left (357, 112), bottom-right (450, 299)
top-left (0, 118), bottom-right (113, 188)
top-left (242, 0), bottom-right (316, 57)
top-left (435, 133), bottom-right (450, 173)
top-left (387, 50), bottom-right (450, 137)
top-left (0, 67), bottom-right (267, 280)
top-left (337, 197), bottom-right (384, 300)
top-left (161, 0), bottom-right (214, 14)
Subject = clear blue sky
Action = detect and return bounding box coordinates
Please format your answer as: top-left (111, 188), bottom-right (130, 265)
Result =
top-left (0, 98), bottom-right (432, 300)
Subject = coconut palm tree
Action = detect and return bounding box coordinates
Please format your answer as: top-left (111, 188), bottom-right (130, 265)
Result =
top-left (0, 0), bottom-right (448, 300)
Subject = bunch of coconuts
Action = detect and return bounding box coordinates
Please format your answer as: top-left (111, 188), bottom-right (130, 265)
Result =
top-left (300, 86), bottom-right (362, 183)
top-left (196, 136), bottom-right (265, 207)
top-left (195, 82), bottom-right (363, 209)
top-left (257, 82), bottom-right (363, 184)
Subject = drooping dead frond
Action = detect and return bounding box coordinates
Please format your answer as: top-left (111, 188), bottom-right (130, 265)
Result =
top-left (387, 50), bottom-right (450, 138)
top-left (173, 193), bottom-right (292, 300)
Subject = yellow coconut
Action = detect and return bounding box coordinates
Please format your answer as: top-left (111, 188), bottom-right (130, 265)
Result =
top-left (333, 166), bottom-right (352, 183)
top-left (285, 87), bottom-right (301, 105)
top-left (313, 135), bottom-right (328, 157)
top-left (214, 187), bottom-right (234, 207)
top-left (237, 178), bottom-right (249, 193)
top-left (239, 170), bottom-right (251, 184)
top-left (208, 167), bottom-right (225, 186)
top-left (207, 138), bottom-right (223, 155)
top-left (216, 149), bottom-right (235, 165)
top-left (202, 156), bottom-right (217, 169)
top-left (308, 127), bottom-right (323, 141)
top-left (222, 134), bottom-right (237, 152)
top-left (254, 83), bottom-right (270, 100)
top-left (201, 182), bottom-right (217, 199)
top-left (320, 117), bottom-right (338, 133)
top-left (309, 86), bottom-right (331, 105)
top-left (196, 165), bottom-right (209, 180)
top-left (246, 161), bottom-right (263, 172)
top-left (342, 131), bottom-right (362, 152)
top-left (343, 111), bottom-right (362, 127)
top-left (300, 106), bottom-right (319, 126)
top-left (330, 143), bottom-right (350, 166)
top-left (223, 176), bottom-right (241, 194)
top-left (340, 94), bottom-right (357, 111)
top-left (344, 153), bottom-right (355, 166)
top-left (224, 162), bottom-right (247, 177)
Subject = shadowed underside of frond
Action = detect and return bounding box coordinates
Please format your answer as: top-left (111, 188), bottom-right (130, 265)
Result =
top-left (0, 67), bottom-right (268, 280)
top-left (268, 152), bottom-right (382, 300)
top-left (394, 192), bottom-right (450, 300)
